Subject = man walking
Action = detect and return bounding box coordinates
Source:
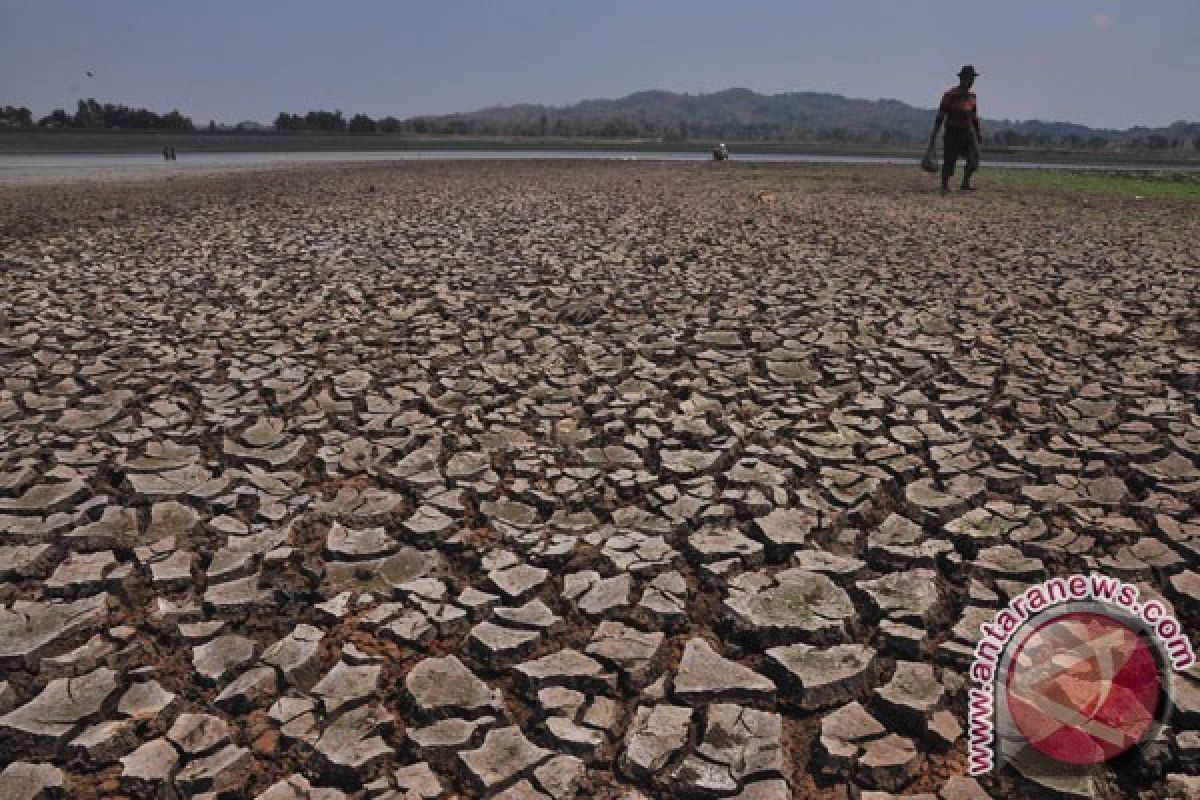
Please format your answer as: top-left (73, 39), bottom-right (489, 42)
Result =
top-left (928, 65), bottom-right (982, 193)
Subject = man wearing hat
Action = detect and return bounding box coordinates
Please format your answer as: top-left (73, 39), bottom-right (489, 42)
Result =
top-left (928, 65), bottom-right (982, 193)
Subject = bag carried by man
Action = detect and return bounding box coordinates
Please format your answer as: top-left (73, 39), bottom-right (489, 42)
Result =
top-left (920, 144), bottom-right (939, 173)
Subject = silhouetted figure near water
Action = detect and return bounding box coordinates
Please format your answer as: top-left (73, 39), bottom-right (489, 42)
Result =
top-left (928, 65), bottom-right (982, 194)
top-left (169, 146), bottom-right (177, 161)
top-left (163, 146), bottom-right (170, 161)
top-left (712, 143), bottom-right (729, 161)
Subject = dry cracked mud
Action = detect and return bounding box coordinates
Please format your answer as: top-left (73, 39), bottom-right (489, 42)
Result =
top-left (0, 161), bottom-right (1198, 800)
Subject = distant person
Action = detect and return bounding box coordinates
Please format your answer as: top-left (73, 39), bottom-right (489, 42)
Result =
top-left (169, 146), bottom-right (177, 161)
top-left (928, 65), bottom-right (982, 193)
top-left (712, 142), bottom-right (729, 161)
top-left (163, 146), bottom-right (170, 161)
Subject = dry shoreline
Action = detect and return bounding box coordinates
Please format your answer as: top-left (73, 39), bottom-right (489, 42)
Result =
top-left (0, 161), bottom-right (310, 187)
top-left (4, 153), bottom-right (1199, 189)
top-left (0, 161), bottom-right (1197, 800)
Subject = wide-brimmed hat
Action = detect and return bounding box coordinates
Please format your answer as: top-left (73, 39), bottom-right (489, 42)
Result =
top-left (958, 65), bottom-right (980, 78)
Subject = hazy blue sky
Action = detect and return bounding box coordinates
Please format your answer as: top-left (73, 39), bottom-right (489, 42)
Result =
top-left (2, 1), bottom-right (1196, 129)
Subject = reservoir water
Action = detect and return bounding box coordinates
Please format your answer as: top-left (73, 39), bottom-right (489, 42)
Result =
top-left (1, 150), bottom-right (1197, 172)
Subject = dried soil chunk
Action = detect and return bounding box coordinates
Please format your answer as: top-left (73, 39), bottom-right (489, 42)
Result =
top-left (866, 513), bottom-right (953, 568)
top-left (458, 726), bottom-right (552, 793)
top-left (875, 661), bottom-right (945, 731)
top-left (393, 762), bottom-right (446, 798)
top-left (660, 449), bottom-right (721, 479)
top-left (724, 570), bottom-right (857, 645)
top-left (469, 620), bottom-right (542, 665)
top-left (673, 638), bottom-right (776, 705)
top-left (687, 528), bottom-right (765, 566)
top-left (766, 643), bottom-right (877, 710)
top-left (313, 661), bottom-right (382, 715)
top-left (0, 595), bottom-right (108, 670)
top-left (586, 621), bottom-right (665, 688)
top-left (167, 713), bottom-right (230, 756)
top-left (855, 733), bottom-right (923, 791)
top-left (0, 667), bottom-right (120, 757)
top-left (314, 704), bottom-right (395, 773)
top-left (488, 563), bottom-right (550, 601)
top-left (818, 701), bottom-right (885, 772)
top-left (514, 649), bottom-right (615, 695)
top-left (752, 507), bottom-right (818, 557)
top-left (203, 573), bottom-right (274, 612)
top-left (175, 743), bottom-right (254, 795)
top-left (534, 754), bottom-right (587, 799)
top-left (672, 703), bottom-right (785, 794)
top-left (619, 704), bottom-right (693, 783)
top-left (574, 573), bottom-right (633, 617)
top-left (324, 522), bottom-right (398, 560)
top-left (214, 666), bottom-right (278, 712)
top-left (262, 623), bottom-right (325, 689)
top-left (410, 715), bottom-right (496, 763)
top-left (68, 718), bottom-right (138, 764)
top-left (406, 655), bottom-right (503, 719)
top-left (119, 738), bottom-right (179, 796)
top-left (856, 568), bottom-right (943, 625)
top-left (116, 680), bottom-right (178, 726)
top-left (0, 761), bottom-right (67, 800)
top-left (192, 634), bottom-right (258, 684)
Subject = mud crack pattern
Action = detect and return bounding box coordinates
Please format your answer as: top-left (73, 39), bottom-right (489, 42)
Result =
top-left (0, 162), bottom-right (1198, 799)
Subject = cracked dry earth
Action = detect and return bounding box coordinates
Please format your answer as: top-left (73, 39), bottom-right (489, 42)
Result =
top-left (0, 161), bottom-right (1198, 800)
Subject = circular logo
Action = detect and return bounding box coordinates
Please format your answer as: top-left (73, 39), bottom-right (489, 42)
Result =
top-left (1004, 610), bottom-right (1161, 765)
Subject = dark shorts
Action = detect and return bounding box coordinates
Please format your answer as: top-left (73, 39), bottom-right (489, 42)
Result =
top-left (943, 126), bottom-right (980, 174)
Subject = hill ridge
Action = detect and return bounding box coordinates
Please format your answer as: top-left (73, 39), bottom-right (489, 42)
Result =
top-left (419, 87), bottom-right (1199, 147)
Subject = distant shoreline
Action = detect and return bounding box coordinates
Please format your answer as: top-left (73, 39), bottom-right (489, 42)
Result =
top-left (2, 130), bottom-right (1198, 167)
top-left (4, 154), bottom-right (1200, 190)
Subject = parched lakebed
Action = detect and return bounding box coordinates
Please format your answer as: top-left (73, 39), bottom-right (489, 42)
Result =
top-left (0, 161), bottom-right (1198, 799)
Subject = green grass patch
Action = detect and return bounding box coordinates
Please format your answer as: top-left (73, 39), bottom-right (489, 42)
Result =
top-left (987, 169), bottom-right (1200, 199)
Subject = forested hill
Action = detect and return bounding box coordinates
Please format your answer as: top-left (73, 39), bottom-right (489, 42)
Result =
top-left (8, 88), bottom-right (1198, 150)
top-left (414, 88), bottom-right (1200, 148)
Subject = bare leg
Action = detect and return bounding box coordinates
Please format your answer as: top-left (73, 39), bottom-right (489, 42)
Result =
top-left (961, 164), bottom-right (975, 189)
top-left (962, 140), bottom-right (980, 189)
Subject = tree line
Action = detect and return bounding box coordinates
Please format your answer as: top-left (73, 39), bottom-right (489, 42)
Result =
top-left (991, 129), bottom-right (1188, 151)
top-left (1, 99), bottom-right (193, 130)
top-left (272, 110), bottom-right (404, 133)
top-left (4, 99), bottom-right (1200, 151)
top-left (266, 109), bottom-right (1200, 150)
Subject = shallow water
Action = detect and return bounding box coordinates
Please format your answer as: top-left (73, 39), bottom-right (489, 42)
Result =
top-left (1, 150), bottom-right (1197, 171)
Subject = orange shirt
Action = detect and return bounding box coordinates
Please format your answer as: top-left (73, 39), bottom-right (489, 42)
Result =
top-left (939, 87), bottom-right (979, 131)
